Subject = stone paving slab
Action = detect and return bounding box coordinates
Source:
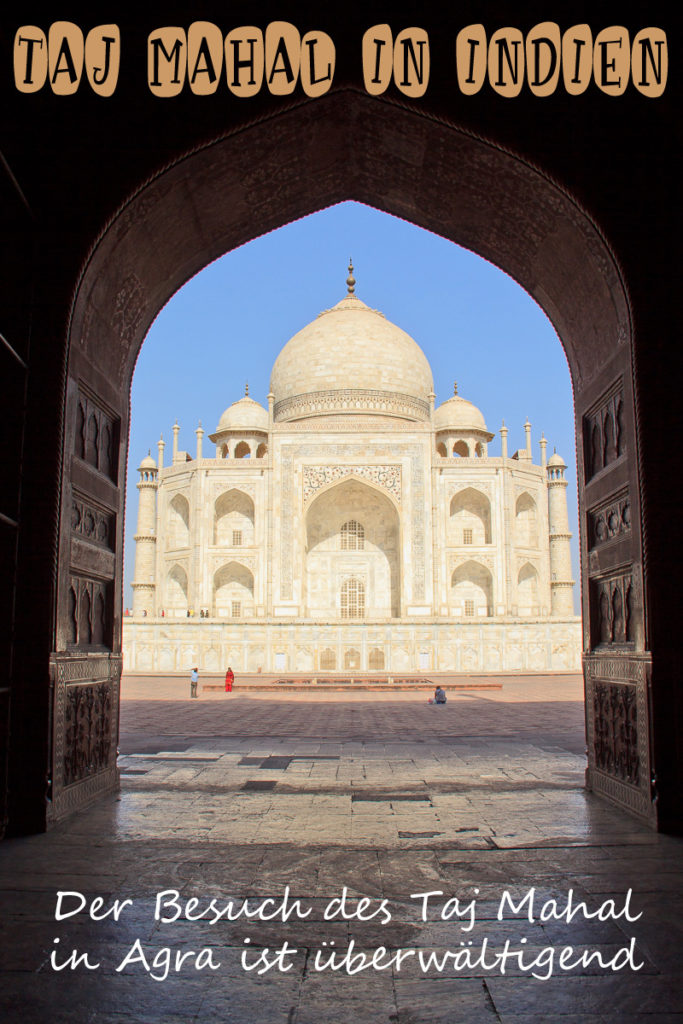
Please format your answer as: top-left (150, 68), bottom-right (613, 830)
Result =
top-left (0, 676), bottom-right (681, 1021)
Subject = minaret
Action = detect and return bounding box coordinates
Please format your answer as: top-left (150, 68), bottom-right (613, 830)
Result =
top-left (131, 451), bottom-right (158, 616)
top-left (539, 433), bottom-right (547, 469)
top-left (157, 434), bottom-right (165, 471)
top-left (195, 421), bottom-right (204, 461)
top-left (547, 450), bottom-right (574, 616)
top-left (524, 418), bottom-right (532, 458)
top-left (172, 420), bottom-right (180, 464)
top-left (500, 421), bottom-right (508, 459)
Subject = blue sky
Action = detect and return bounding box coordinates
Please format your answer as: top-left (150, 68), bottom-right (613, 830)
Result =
top-left (125, 200), bottom-right (579, 611)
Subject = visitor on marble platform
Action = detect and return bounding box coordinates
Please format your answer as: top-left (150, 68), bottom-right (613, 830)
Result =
top-left (225, 667), bottom-right (234, 693)
top-left (430, 686), bottom-right (447, 704)
top-left (190, 667), bottom-right (199, 699)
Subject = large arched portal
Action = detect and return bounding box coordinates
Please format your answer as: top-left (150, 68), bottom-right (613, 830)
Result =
top-left (29, 91), bottom-right (656, 830)
top-left (305, 479), bottom-right (400, 619)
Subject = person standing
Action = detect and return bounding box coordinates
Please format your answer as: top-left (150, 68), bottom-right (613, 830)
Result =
top-left (190, 667), bottom-right (199, 699)
top-left (225, 666), bottom-right (234, 693)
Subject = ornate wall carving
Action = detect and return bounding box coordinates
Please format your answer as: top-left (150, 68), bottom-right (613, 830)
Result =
top-left (67, 575), bottom-right (112, 649)
top-left (74, 388), bottom-right (119, 482)
top-left (584, 653), bottom-right (653, 824)
top-left (71, 495), bottom-right (115, 550)
top-left (113, 274), bottom-right (146, 380)
top-left (590, 570), bottom-right (635, 648)
top-left (63, 681), bottom-right (113, 787)
top-left (583, 383), bottom-right (626, 482)
top-left (593, 681), bottom-right (639, 786)
top-left (48, 653), bottom-right (121, 824)
top-left (303, 465), bottom-right (401, 504)
top-left (588, 491), bottom-right (631, 550)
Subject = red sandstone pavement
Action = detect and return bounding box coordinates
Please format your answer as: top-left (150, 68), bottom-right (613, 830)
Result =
top-left (120, 673), bottom-right (585, 747)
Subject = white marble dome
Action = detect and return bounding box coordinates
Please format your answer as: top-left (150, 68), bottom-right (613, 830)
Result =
top-left (270, 292), bottom-right (434, 422)
top-left (215, 395), bottom-right (268, 433)
top-left (434, 391), bottom-right (490, 434)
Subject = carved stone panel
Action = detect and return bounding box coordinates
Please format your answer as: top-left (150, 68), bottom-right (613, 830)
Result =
top-left (583, 383), bottom-right (626, 482)
top-left (74, 388), bottom-right (120, 483)
top-left (48, 653), bottom-right (121, 824)
top-left (588, 491), bottom-right (631, 550)
top-left (71, 495), bottom-right (115, 550)
top-left (67, 575), bottom-right (113, 649)
top-left (63, 681), bottom-right (113, 787)
top-left (589, 570), bottom-right (635, 648)
top-left (593, 681), bottom-right (639, 786)
top-left (584, 653), bottom-right (653, 825)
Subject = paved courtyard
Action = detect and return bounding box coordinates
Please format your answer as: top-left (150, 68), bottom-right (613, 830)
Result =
top-left (1, 674), bottom-right (681, 1022)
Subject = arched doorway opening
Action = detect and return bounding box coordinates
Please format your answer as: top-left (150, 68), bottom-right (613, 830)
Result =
top-left (49, 91), bottom-right (652, 829)
top-left (305, 478), bottom-right (400, 620)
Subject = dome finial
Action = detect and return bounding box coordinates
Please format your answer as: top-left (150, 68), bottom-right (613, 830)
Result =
top-left (245, 381), bottom-right (249, 397)
top-left (346, 258), bottom-right (355, 295)
top-left (453, 381), bottom-right (458, 396)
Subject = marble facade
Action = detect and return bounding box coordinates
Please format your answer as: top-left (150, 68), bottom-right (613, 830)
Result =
top-left (124, 277), bottom-right (581, 674)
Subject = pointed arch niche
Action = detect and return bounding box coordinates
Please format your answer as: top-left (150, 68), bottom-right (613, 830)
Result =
top-left (450, 488), bottom-right (492, 546)
top-left (214, 489), bottom-right (254, 547)
top-left (304, 478), bottom-right (400, 619)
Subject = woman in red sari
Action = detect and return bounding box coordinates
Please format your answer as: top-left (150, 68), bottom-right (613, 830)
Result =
top-left (225, 666), bottom-right (234, 692)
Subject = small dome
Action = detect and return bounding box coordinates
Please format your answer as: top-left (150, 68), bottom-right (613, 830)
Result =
top-left (434, 392), bottom-right (489, 433)
top-left (215, 395), bottom-right (268, 434)
top-left (547, 451), bottom-right (566, 468)
top-left (138, 451), bottom-right (156, 470)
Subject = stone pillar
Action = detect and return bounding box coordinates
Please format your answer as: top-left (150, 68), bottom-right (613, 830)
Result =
top-left (539, 433), bottom-right (547, 468)
top-left (196, 422), bottom-right (204, 461)
top-left (547, 451), bottom-right (575, 616)
top-left (132, 453), bottom-right (158, 616)
top-left (500, 422), bottom-right (508, 459)
top-left (524, 418), bottom-right (532, 457)
top-left (157, 435), bottom-right (165, 471)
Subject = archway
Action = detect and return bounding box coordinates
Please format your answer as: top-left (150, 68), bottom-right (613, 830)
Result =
top-left (46, 91), bottom-right (652, 829)
top-left (304, 478), bottom-right (400, 619)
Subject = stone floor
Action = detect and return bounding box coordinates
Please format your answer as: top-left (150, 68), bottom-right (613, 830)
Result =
top-left (1, 674), bottom-right (681, 1022)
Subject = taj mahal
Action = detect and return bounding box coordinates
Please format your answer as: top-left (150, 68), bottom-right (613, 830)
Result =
top-left (123, 266), bottom-right (581, 675)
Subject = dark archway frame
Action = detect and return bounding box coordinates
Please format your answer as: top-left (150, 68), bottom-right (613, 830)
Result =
top-left (53, 90), bottom-right (652, 825)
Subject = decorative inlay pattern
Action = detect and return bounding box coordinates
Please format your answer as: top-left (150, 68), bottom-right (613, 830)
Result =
top-left (71, 497), bottom-right (114, 550)
top-left (410, 451), bottom-right (426, 600)
top-left (303, 465), bottom-right (401, 504)
top-left (275, 388), bottom-right (430, 423)
top-left (280, 450), bottom-right (294, 598)
top-left (449, 553), bottom-right (495, 572)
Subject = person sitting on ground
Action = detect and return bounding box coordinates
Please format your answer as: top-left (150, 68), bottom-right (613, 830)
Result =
top-left (434, 686), bottom-right (447, 704)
